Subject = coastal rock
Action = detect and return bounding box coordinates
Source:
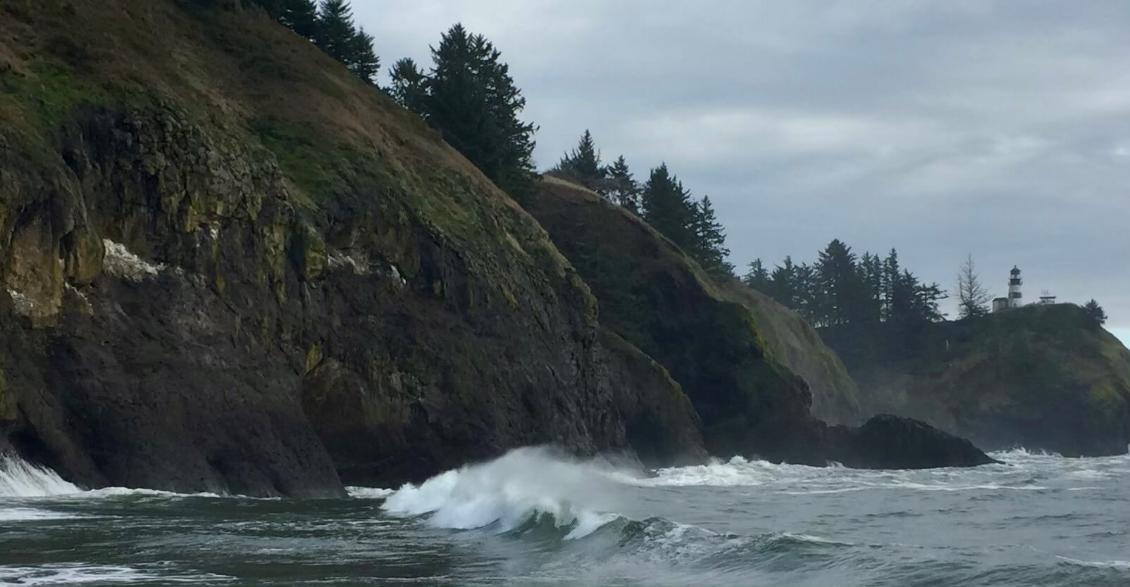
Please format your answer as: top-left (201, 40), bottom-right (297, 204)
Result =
top-left (525, 177), bottom-right (994, 469)
top-left (836, 414), bottom-right (998, 469)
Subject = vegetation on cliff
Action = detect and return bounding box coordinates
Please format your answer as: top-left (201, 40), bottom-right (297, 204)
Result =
top-left (744, 241), bottom-right (946, 329)
top-left (388, 24), bottom-right (538, 200)
top-left (548, 131), bottom-right (734, 278)
top-left (246, 0), bottom-right (380, 83)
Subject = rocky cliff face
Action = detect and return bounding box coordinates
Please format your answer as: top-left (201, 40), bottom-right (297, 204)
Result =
top-left (525, 177), bottom-right (993, 468)
top-left (716, 284), bottom-right (863, 424)
top-left (0, 1), bottom-right (993, 496)
top-left (0, 0), bottom-right (705, 495)
top-left (822, 304), bottom-right (1130, 456)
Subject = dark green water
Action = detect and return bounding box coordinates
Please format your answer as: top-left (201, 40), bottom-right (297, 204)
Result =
top-left (2, 447), bottom-right (1129, 585)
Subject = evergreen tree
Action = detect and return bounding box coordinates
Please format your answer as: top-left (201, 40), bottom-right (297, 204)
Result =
top-left (882, 248), bottom-right (902, 321)
top-left (744, 259), bottom-right (772, 293)
top-left (424, 24), bottom-right (537, 199)
top-left (691, 196), bottom-right (733, 277)
top-left (859, 252), bottom-right (884, 323)
top-left (641, 164), bottom-right (696, 251)
top-left (794, 262), bottom-right (819, 321)
top-left (347, 28), bottom-right (380, 84)
top-left (815, 239), bottom-right (867, 326)
top-left (554, 130), bottom-right (605, 191)
top-left (388, 57), bottom-right (428, 113)
top-left (247, 0), bottom-right (318, 39)
top-left (278, 0), bottom-right (317, 38)
top-left (314, 0), bottom-right (357, 64)
top-left (1083, 299), bottom-right (1107, 326)
top-left (956, 253), bottom-right (991, 319)
top-left (767, 257), bottom-right (798, 308)
top-left (604, 155), bottom-right (640, 213)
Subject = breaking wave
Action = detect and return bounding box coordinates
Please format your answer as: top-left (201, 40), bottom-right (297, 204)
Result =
top-left (382, 446), bottom-right (626, 539)
top-left (0, 455), bottom-right (81, 497)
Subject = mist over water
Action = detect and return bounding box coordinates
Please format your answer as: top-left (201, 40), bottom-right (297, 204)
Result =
top-left (3, 448), bottom-right (1130, 585)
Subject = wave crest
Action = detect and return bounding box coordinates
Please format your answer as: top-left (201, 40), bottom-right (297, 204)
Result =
top-left (382, 447), bottom-right (627, 539)
top-left (0, 455), bottom-right (80, 497)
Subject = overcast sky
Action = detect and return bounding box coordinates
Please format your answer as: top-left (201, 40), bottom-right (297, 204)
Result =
top-left (354, 1), bottom-right (1130, 343)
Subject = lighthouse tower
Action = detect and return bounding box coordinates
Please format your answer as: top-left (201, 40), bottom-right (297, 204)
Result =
top-left (1008, 266), bottom-right (1023, 308)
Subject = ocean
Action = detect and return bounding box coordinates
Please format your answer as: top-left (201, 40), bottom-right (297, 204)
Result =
top-left (2, 446), bottom-right (1128, 586)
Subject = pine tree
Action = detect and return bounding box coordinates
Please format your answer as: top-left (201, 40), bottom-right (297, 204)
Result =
top-left (815, 239), bottom-right (866, 326)
top-left (691, 196), bottom-right (733, 277)
top-left (347, 28), bottom-right (380, 84)
top-left (314, 0), bottom-right (357, 65)
top-left (882, 248), bottom-right (901, 321)
top-left (604, 155), bottom-right (640, 213)
top-left (641, 164), bottom-right (696, 251)
top-left (744, 259), bottom-right (771, 293)
top-left (767, 257), bottom-right (799, 308)
top-left (794, 262), bottom-right (818, 322)
top-left (278, 0), bottom-right (317, 38)
top-left (425, 24), bottom-right (537, 199)
top-left (1083, 299), bottom-right (1107, 326)
top-left (389, 57), bottom-right (428, 114)
top-left (859, 252), bottom-right (884, 323)
top-left (554, 130), bottom-right (605, 191)
top-left (956, 253), bottom-right (991, 319)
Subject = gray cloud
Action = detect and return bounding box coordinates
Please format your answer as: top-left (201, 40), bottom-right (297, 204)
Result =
top-left (354, 0), bottom-right (1130, 339)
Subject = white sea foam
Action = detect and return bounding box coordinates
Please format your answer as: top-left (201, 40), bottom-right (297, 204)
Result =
top-left (346, 486), bottom-right (395, 499)
top-left (0, 507), bottom-right (80, 521)
top-left (382, 446), bottom-right (625, 539)
top-left (0, 455), bottom-right (81, 497)
top-left (0, 564), bottom-right (229, 584)
top-left (1056, 556), bottom-right (1130, 569)
top-left (81, 487), bottom-right (225, 499)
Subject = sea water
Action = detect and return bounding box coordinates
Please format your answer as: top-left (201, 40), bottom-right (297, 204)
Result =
top-left (2, 446), bottom-right (1129, 585)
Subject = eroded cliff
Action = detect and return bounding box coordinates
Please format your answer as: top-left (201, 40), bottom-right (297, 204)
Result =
top-left (0, 0), bottom-right (704, 494)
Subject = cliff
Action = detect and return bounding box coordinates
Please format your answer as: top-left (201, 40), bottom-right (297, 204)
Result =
top-left (715, 283), bottom-right (863, 424)
top-left (821, 304), bottom-right (1130, 456)
top-left (525, 177), bottom-right (992, 468)
top-left (0, 0), bottom-right (705, 495)
top-left (0, 1), bottom-right (993, 497)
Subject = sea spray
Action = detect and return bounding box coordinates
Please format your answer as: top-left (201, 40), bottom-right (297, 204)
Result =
top-left (382, 446), bottom-right (630, 538)
top-left (0, 454), bottom-right (80, 497)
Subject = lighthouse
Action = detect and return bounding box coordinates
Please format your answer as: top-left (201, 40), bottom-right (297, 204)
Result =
top-left (1008, 266), bottom-right (1022, 308)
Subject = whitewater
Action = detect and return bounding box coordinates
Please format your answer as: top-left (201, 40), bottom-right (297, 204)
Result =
top-left (3, 447), bottom-right (1130, 586)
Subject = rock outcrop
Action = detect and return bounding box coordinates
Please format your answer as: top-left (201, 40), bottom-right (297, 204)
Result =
top-left (822, 304), bottom-right (1130, 456)
top-left (718, 284), bottom-right (863, 424)
top-left (524, 177), bottom-right (994, 469)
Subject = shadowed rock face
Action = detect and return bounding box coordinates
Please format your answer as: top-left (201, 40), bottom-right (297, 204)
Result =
top-left (0, 1), bottom-right (706, 495)
top-left (525, 178), bottom-right (996, 470)
top-left (838, 415), bottom-right (998, 469)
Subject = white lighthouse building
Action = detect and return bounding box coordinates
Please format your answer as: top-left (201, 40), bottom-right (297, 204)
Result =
top-left (1007, 266), bottom-right (1022, 308)
top-left (992, 266), bottom-right (1024, 313)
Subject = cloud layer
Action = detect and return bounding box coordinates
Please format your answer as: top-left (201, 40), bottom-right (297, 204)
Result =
top-left (355, 0), bottom-right (1130, 333)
